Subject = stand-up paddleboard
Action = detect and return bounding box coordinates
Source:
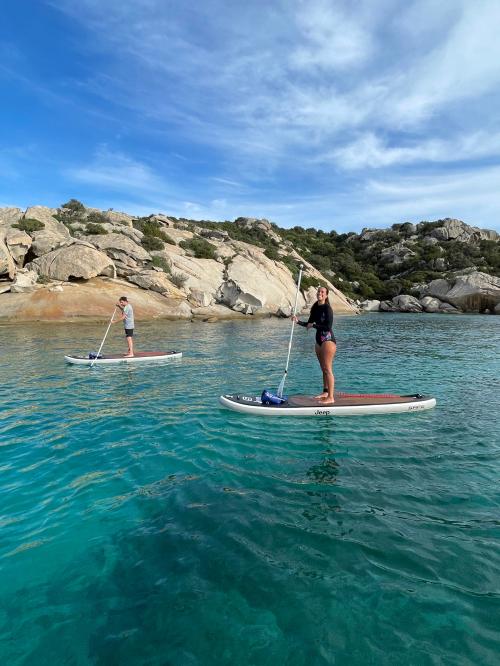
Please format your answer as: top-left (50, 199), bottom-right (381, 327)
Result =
top-left (219, 391), bottom-right (436, 416)
top-left (65, 351), bottom-right (182, 365)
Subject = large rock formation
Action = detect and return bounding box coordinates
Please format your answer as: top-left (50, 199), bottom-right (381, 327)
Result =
top-left (424, 271), bottom-right (500, 312)
top-left (25, 206), bottom-right (71, 256)
top-left (0, 203), bottom-right (363, 321)
top-left (30, 243), bottom-right (116, 281)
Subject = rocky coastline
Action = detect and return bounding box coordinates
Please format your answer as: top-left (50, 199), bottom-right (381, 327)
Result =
top-left (0, 204), bottom-right (356, 321)
top-left (1, 204), bottom-right (499, 321)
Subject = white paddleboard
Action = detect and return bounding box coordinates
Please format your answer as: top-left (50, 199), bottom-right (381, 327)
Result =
top-left (65, 351), bottom-right (182, 365)
top-left (219, 391), bottom-right (436, 416)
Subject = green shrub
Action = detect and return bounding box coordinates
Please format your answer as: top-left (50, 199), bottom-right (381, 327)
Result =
top-left (179, 238), bottom-right (216, 259)
top-left (264, 246), bottom-right (280, 260)
top-left (301, 274), bottom-right (327, 291)
top-left (86, 211), bottom-right (108, 225)
top-left (151, 256), bottom-right (171, 273)
top-left (134, 217), bottom-right (175, 244)
top-left (85, 223), bottom-right (108, 235)
top-left (61, 198), bottom-right (85, 213)
top-left (170, 272), bottom-right (188, 288)
top-left (142, 236), bottom-right (164, 252)
top-left (13, 218), bottom-right (45, 233)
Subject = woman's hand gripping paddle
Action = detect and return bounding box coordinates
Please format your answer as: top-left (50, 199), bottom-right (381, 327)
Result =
top-left (277, 264), bottom-right (303, 397)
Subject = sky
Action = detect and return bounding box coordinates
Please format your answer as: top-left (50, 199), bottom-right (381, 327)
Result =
top-left (1, 0), bottom-right (500, 233)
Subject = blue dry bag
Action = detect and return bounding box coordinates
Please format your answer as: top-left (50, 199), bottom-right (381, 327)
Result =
top-left (88, 353), bottom-right (103, 359)
top-left (261, 389), bottom-right (287, 405)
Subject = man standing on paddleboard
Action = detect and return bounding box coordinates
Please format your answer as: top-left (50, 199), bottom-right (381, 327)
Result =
top-left (112, 296), bottom-right (135, 357)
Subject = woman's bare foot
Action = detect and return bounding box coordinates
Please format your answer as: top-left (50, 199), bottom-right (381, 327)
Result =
top-left (124, 353), bottom-right (134, 357)
top-left (314, 392), bottom-right (329, 399)
top-left (320, 397), bottom-right (335, 404)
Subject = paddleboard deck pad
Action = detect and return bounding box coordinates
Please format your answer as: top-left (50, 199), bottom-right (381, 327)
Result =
top-left (65, 351), bottom-right (182, 365)
top-left (219, 391), bottom-right (436, 416)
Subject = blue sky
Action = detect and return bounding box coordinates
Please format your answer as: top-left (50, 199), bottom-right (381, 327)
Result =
top-left (1, 0), bottom-right (500, 232)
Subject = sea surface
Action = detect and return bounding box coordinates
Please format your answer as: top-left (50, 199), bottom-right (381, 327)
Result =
top-left (0, 313), bottom-right (499, 665)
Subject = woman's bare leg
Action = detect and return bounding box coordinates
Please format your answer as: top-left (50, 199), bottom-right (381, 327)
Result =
top-left (314, 343), bottom-right (328, 398)
top-left (319, 342), bottom-right (336, 403)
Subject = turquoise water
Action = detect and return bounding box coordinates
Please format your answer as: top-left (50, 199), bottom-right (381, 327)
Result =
top-left (1, 313), bottom-right (499, 665)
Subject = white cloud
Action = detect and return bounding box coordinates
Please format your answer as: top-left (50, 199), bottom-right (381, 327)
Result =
top-left (328, 131), bottom-right (500, 169)
top-left (291, 0), bottom-right (373, 71)
top-left (67, 147), bottom-right (166, 194)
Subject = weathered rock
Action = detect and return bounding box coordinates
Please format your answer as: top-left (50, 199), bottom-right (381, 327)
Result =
top-left (0, 283), bottom-right (11, 294)
top-left (128, 270), bottom-right (184, 297)
top-left (379, 300), bottom-right (398, 312)
top-left (10, 269), bottom-right (38, 293)
top-left (104, 210), bottom-right (134, 227)
top-left (86, 233), bottom-right (150, 263)
top-left (5, 228), bottom-right (32, 266)
top-left (426, 271), bottom-right (500, 312)
top-left (419, 296), bottom-right (441, 313)
top-left (360, 299), bottom-right (381, 312)
top-left (24, 206), bottom-right (72, 256)
top-left (422, 236), bottom-right (439, 246)
top-left (0, 277), bottom-right (192, 321)
top-left (188, 289), bottom-right (213, 307)
top-left (151, 214), bottom-right (175, 227)
top-left (200, 228), bottom-right (229, 242)
top-left (218, 248), bottom-right (305, 315)
top-left (234, 217), bottom-right (282, 244)
top-left (31, 243), bottom-right (116, 281)
top-left (0, 234), bottom-right (16, 278)
top-left (494, 302), bottom-right (500, 315)
top-left (439, 302), bottom-right (461, 313)
top-left (0, 207), bottom-right (24, 227)
top-left (117, 226), bottom-right (144, 244)
top-left (380, 242), bottom-right (416, 266)
top-left (166, 253), bottom-right (224, 304)
top-left (429, 219), bottom-right (499, 243)
top-left (392, 295), bottom-right (423, 312)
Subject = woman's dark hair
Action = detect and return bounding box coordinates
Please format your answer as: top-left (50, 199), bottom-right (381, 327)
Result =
top-left (119, 296), bottom-right (128, 302)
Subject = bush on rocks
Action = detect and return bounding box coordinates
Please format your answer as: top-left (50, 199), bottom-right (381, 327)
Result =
top-left (85, 223), bottom-right (108, 235)
top-left (13, 218), bottom-right (45, 233)
top-left (151, 256), bottom-right (171, 273)
top-left (142, 236), bottom-right (164, 252)
top-left (180, 238), bottom-right (216, 260)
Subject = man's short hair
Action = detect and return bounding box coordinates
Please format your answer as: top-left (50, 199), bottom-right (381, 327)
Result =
top-left (119, 296), bottom-right (128, 302)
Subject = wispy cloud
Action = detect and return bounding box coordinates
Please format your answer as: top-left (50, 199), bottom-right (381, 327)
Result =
top-left (2, 0), bottom-right (500, 230)
top-left (66, 147), bottom-right (167, 194)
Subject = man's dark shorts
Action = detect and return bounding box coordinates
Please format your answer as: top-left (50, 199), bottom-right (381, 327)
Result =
top-left (125, 328), bottom-right (134, 337)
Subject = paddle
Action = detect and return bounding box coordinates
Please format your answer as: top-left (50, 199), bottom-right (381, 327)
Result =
top-left (90, 307), bottom-right (117, 368)
top-left (277, 264), bottom-right (303, 397)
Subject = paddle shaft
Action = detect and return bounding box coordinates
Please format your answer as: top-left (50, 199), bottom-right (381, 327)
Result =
top-left (278, 265), bottom-right (303, 396)
top-left (90, 307), bottom-right (117, 368)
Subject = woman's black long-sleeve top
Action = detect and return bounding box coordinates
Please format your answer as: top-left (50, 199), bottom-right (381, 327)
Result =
top-left (297, 302), bottom-right (336, 345)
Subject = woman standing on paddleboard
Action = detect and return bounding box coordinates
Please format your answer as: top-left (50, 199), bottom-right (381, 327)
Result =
top-left (292, 286), bottom-right (336, 404)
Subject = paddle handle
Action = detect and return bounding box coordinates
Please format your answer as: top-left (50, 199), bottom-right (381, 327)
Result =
top-left (90, 307), bottom-right (117, 368)
top-left (278, 264), bottom-right (303, 396)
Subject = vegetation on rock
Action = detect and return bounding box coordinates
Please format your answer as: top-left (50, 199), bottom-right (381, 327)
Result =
top-left (151, 256), bottom-right (171, 273)
top-left (179, 237), bottom-right (216, 260)
top-left (141, 236), bottom-right (164, 252)
top-left (13, 218), bottom-right (45, 233)
top-left (85, 223), bottom-right (108, 235)
top-left (133, 217), bottom-right (175, 244)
